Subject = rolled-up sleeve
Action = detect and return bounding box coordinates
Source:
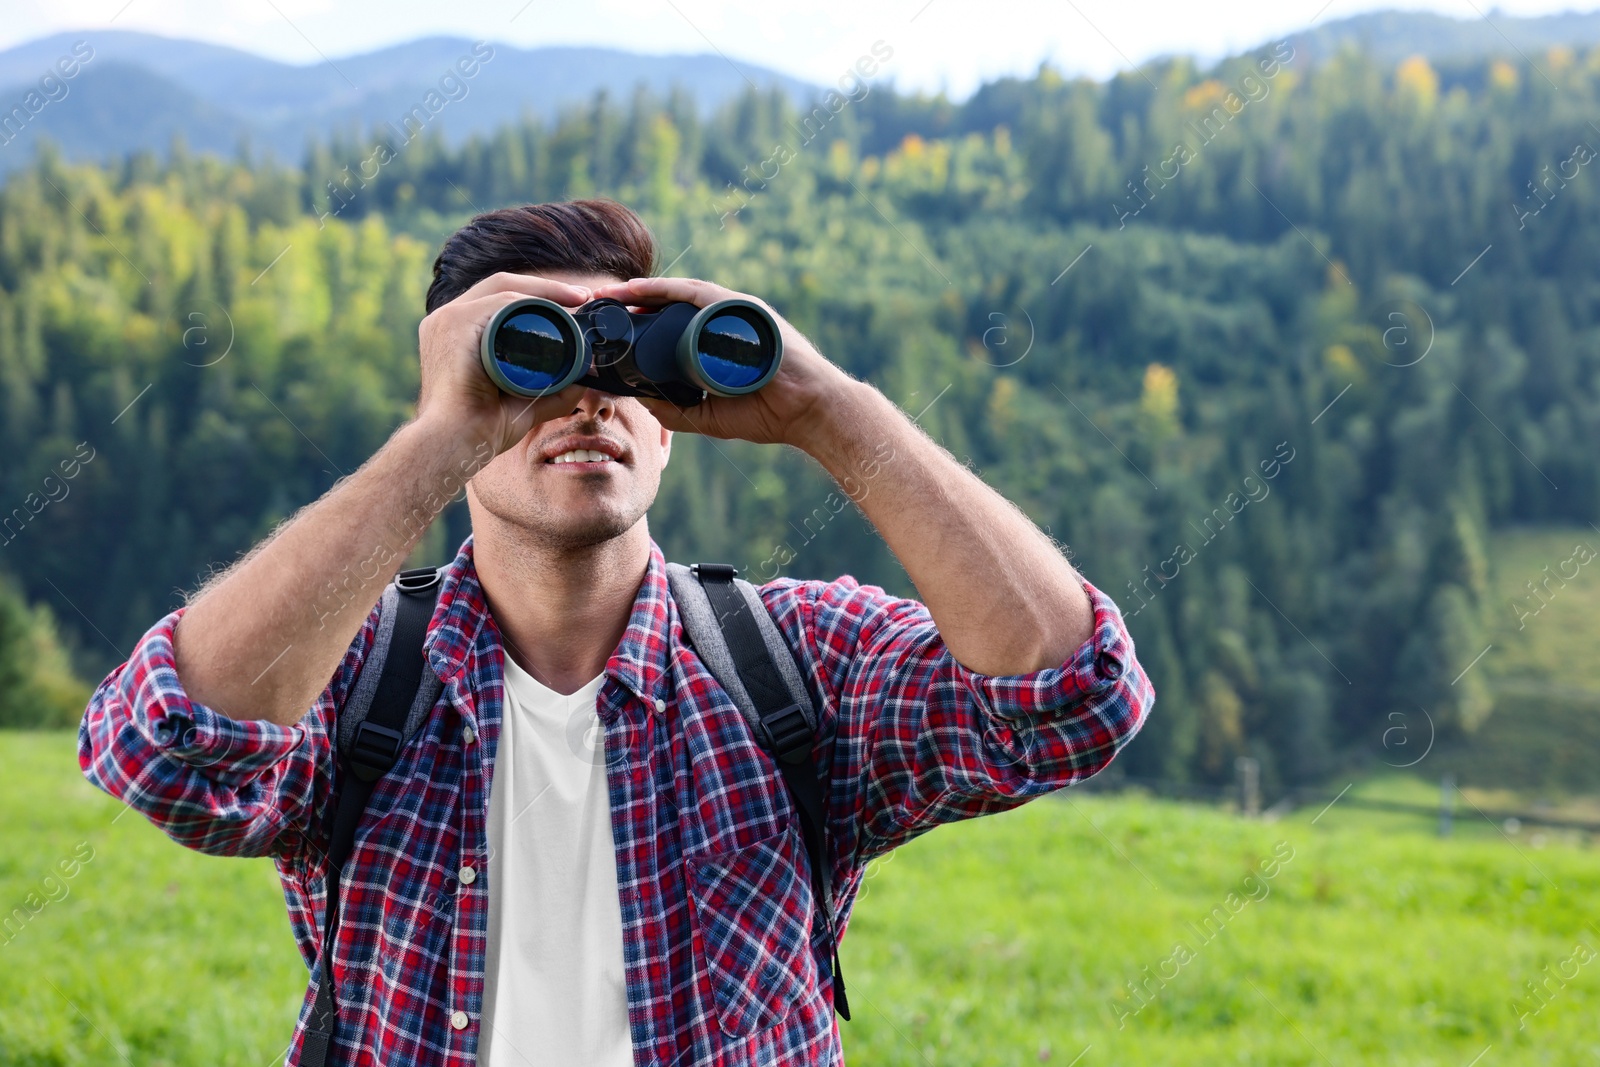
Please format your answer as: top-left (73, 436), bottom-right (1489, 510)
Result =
top-left (772, 576), bottom-right (1154, 866)
top-left (971, 581), bottom-right (1145, 732)
top-left (77, 606), bottom-right (373, 860)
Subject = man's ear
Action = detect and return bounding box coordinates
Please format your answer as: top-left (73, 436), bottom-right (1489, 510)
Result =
top-left (660, 427), bottom-right (673, 466)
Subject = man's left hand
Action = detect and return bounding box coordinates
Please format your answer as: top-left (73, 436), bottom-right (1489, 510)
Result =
top-left (587, 276), bottom-right (854, 449)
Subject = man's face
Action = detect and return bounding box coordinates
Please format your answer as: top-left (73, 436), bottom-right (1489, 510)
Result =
top-left (467, 270), bottom-right (672, 550)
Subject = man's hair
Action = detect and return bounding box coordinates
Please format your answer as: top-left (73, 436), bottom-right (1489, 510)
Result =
top-left (425, 199), bottom-right (658, 313)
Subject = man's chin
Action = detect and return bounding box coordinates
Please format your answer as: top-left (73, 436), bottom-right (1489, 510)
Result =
top-left (522, 505), bottom-right (644, 551)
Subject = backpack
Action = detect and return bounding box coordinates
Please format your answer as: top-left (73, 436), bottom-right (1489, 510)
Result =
top-left (299, 563), bottom-right (848, 1067)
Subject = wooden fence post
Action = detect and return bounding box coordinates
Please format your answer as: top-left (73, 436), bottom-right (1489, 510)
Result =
top-left (1236, 756), bottom-right (1261, 817)
top-left (1439, 774), bottom-right (1455, 837)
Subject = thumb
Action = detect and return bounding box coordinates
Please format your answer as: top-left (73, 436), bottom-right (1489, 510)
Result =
top-left (639, 396), bottom-right (694, 431)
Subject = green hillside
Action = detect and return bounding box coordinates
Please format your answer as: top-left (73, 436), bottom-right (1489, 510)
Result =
top-left (1486, 527), bottom-right (1600, 692)
top-left (7, 38), bottom-right (1600, 790)
top-left (1418, 528), bottom-right (1600, 797)
top-left (6, 731), bottom-right (1596, 1065)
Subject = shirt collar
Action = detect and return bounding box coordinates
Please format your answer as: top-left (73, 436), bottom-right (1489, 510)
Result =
top-left (425, 534), bottom-right (674, 707)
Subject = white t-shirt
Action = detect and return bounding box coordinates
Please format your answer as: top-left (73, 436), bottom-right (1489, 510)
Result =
top-left (477, 656), bottom-right (632, 1067)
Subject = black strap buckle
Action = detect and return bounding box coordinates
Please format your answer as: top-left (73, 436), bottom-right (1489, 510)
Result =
top-left (692, 563), bottom-right (737, 583)
top-left (394, 566), bottom-right (444, 597)
top-left (762, 703), bottom-right (812, 766)
top-left (348, 721), bottom-right (403, 782)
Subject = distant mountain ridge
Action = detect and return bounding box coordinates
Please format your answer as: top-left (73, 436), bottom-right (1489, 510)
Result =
top-left (0, 30), bottom-right (818, 172)
top-left (1283, 8), bottom-right (1600, 67)
top-left (5, 9), bottom-right (1600, 174)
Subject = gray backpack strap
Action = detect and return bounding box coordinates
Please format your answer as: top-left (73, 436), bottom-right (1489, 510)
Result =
top-left (337, 575), bottom-right (445, 756)
top-left (665, 562), bottom-right (816, 735)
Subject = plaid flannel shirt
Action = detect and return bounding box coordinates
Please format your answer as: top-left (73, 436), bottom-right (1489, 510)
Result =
top-left (78, 536), bottom-right (1153, 1066)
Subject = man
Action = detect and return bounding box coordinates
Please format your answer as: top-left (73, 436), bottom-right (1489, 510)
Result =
top-left (79, 198), bottom-right (1153, 1066)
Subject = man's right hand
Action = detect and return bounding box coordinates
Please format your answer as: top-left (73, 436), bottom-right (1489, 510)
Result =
top-left (416, 272), bottom-right (595, 460)
top-left (170, 272), bottom-right (596, 727)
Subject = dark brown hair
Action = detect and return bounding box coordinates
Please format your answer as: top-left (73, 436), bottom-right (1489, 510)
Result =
top-left (425, 199), bottom-right (657, 313)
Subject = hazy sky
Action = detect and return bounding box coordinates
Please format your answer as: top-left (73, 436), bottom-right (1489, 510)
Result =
top-left (3, 0), bottom-right (1594, 96)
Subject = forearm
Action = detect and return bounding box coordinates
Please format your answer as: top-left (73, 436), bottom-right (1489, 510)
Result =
top-left (174, 418), bottom-right (485, 727)
top-left (793, 381), bottom-right (1094, 676)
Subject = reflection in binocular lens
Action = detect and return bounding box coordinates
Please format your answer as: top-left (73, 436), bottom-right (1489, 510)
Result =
top-left (696, 312), bottom-right (768, 391)
top-left (494, 308), bottom-right (576, 392)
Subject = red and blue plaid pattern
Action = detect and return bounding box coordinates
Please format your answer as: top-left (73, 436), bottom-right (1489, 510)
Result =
top-left (79, 537), bottom-right (1152, 1065)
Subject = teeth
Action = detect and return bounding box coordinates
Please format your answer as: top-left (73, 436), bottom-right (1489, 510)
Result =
top-left (551, 449), bottom-right (614, 464)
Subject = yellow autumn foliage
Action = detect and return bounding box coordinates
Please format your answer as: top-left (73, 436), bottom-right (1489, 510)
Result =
top-left (1140, 362), bottom-right (1180, 432)
top-left (1396, 55), bottom-right (1439, 108)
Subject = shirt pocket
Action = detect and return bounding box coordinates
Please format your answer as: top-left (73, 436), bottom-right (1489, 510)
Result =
top-left (685, 818), bottom-right (819, 1038)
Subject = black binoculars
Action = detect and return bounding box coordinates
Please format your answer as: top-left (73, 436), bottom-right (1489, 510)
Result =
top-left (480, 297), bottom-right (783, 406)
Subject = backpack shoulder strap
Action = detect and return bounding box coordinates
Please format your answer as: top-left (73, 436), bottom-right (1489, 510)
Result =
top-left (302, 564), bottom-right (445, 1067)
top-left (665, 561), bottom-right (850, 1021)
top-left (334, 567), bottom-right (447, 768)
top-left (665, 562), bottom-right (816, 749)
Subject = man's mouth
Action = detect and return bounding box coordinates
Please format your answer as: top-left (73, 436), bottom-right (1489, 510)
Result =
top-left (539, 435), bottom-right (626, 468)
top-left (548, 448), bottom-right (618, 465)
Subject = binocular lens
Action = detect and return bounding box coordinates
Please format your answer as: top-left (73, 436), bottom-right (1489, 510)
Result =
top-left (491, 306), bottom-right (578, 393)
top-left (694, 310), bottom-right (773, 392)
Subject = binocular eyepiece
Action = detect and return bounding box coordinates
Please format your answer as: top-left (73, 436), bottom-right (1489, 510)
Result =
top-left (480, 296), bottom-right (783, 406)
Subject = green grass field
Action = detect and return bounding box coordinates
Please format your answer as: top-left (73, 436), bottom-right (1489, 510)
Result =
top-left (6, 732), bottom-right (1598, 1066)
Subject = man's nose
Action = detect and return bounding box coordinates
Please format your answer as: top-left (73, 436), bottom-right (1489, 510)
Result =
top-left (570, 388), bottom-right (617, 420)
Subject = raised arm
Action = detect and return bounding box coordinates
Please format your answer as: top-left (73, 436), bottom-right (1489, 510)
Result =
top-left (788, 382), bottom-right (1093, 674)
top-left (79, 273), bottom-right (598, 858)
top-left (587, 275), bottom-right (1153, 865)
top-left (174, 274), bottom-right (595, 726)
top-left (590, 275), bottom-right (1093, 676)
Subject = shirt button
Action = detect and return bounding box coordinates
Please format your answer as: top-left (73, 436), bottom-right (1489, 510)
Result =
top-left (450, 1010), bottom-right (469, 1030)
top-left (459, 865), bottom-right (476, 886)
top-left (653, 697), bottom-right (667, 714)
top-left (462, 726), bottom-right (476, 745)
top-left (1095, 650), bottom-right (1123, 680)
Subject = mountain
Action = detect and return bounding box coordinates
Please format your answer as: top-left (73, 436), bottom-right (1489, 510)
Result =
top-left (0, 30), bottom-right (818, 171)
top-left (8, 8), bottom-right (1600, 176)
top-left (1282, 7), bottom-right (1600, 66)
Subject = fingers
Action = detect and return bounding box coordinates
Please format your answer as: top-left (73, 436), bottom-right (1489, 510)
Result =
top-left (459, 290), bottom-right (565, 322)
top-left (638, 395), bottom-right (730, 439)
top-left (438, 290), bottom-right (581, 346)
top-left (636, 396), bottom-right (691, 432)
top-left (591, 276), bottom-right (742, 309)
top-left (420, 291), bottom-right (567, 352)
top-left (499, 383), bottom-right (592, 439)
top-left (454, 271), bottom-right (593, 308)
top-left (526, 383), bottom-right (590, 422)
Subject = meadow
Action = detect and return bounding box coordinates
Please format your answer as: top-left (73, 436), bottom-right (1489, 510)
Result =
top-left (1428, 528), bottom-right (1600, 799)
top-left (5, 731), bottom-right (1596, 1066)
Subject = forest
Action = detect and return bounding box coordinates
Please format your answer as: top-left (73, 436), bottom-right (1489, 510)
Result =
top-left (3, 38), bottom-right (1598, 797)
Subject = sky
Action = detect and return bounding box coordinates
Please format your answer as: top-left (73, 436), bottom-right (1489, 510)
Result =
top-left (1, 0), bottom-right (1595, 97)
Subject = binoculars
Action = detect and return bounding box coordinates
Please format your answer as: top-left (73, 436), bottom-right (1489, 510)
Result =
top-left (480, 297), bottom-right (783, 406)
